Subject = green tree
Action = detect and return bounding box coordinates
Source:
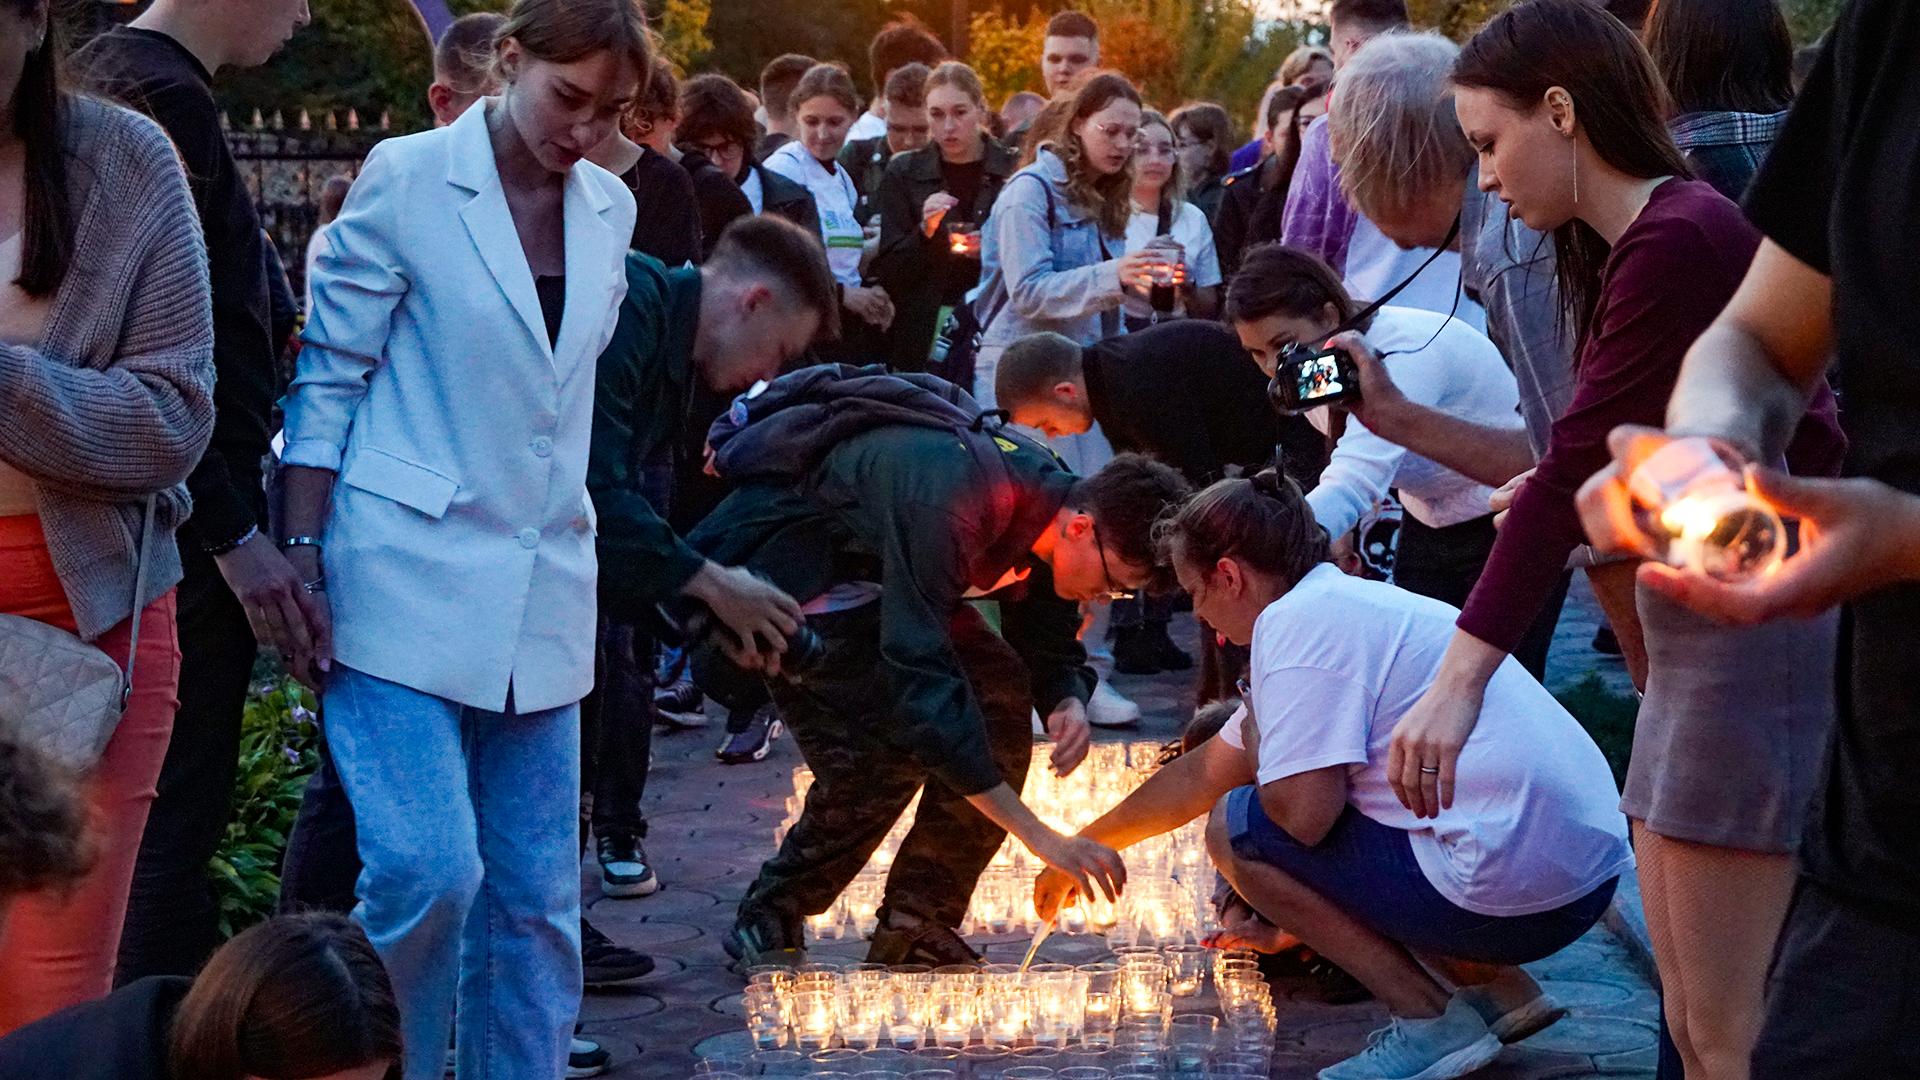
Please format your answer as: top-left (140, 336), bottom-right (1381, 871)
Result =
top-left (218, 0), bottom-right (436, 132)
top-left (657, 0), bottom-right (715, 71)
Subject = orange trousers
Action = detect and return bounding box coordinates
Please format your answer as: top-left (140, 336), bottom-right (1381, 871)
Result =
top-left (0, 514), bottom-right (181, 1034)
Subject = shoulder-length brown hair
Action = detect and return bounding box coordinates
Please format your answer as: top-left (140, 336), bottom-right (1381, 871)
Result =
top-left (1453, 0), bottom-right (1689, 348)
top-left (168, 913), bottom-right (403, 1080)
top-left (1045, 70), bottom-right (1141, 237)
top-left (8, 0), bottom-right (73, 298)
top-left (1644, 0), bottom-right (1792, 117)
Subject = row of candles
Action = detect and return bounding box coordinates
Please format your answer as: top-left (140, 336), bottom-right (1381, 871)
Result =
top-left (779, 744), bottom-right (1215, 945)
top-left (742, 947), bottom-right (1280, 1059)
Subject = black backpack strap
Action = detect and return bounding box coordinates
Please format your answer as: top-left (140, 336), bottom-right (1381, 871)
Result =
top-left (1156, 196), bottom-right (1173, 237)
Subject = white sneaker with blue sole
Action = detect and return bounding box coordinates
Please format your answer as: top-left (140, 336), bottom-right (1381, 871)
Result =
top-left (1317, 994), bottom-right (1504, 1080)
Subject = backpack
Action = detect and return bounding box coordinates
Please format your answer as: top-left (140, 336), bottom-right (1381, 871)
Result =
top-left (704, 364), bottom-right (1037, 544)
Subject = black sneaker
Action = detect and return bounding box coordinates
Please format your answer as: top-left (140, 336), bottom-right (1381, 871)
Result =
top-left (1112, 626), bottom-right (1164, 676)
top-left (581, 917), bottom-right (655, 987)
top-left (866, 914), bottom-right (983, 967)
top-left (1146, 623), bottom-right (1194, 671)
top-left (597, 831), bottom-right (659, 899)
top-left (716, 704), bottom-right (783, 764)
top-left (723, 907), bottom-right (807, 971)
top-left (653, 677), bottom-right (708, 729)
top-left (568, 1035), bottom-right (611, 1078)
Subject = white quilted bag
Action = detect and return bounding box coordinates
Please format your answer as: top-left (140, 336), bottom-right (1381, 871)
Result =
top-left (0, 496), bottom-right (155, 773)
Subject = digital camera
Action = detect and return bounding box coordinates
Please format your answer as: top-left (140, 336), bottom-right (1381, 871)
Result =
top-left (1267, 342), bottom-right (1362, 415)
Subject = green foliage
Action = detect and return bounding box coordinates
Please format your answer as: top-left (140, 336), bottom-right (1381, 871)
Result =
top-left (210, 673), bottom-right (322, 939)
top-left (1780, 0), bottom-right (1842, 46)
top-left (217, 0), bottom-right (436, 133)
top-left (1406, 0), bottom-right (1510, 39)
top-left (1552, 672), bottom-right (1638, 790)
top-left (658, 0), bottom-right (716, 71)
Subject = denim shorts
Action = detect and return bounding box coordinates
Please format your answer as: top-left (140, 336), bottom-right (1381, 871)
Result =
top-left (1224, 785), bottom-right (1616, 966)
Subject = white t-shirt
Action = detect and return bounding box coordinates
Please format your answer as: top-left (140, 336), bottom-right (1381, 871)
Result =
top-left (741, 167), bottom-right (765, 214)
top-left (1306, 305), bottom-right (1524, 537)
top-left (1217, 565), bottom-right (1633, 916)
top-left (847, 109), bottom-right (887, 142)
top-left (764, 140), bottom-right (865, 285)
top-left (1121, 199), bottom-right (1222, 321)
top-left (1344, 217), bottom-right (1486, 335)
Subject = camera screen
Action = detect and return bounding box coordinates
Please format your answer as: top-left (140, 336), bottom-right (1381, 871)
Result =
top-left (1295, 354), bottom-right (1346, 402)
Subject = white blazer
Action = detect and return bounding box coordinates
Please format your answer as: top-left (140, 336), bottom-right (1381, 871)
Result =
top-left (283, 102), bottom-right (636, 713)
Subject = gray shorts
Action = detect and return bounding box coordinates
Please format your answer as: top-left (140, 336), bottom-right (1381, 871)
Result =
top-left (1620, 587), bottom-right (1838, 853)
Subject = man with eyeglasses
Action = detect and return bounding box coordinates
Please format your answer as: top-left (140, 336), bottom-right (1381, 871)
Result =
top-left (687, 414), bottom-right (1190, 968)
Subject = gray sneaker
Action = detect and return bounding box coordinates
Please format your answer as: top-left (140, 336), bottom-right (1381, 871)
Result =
top-left (1317, 995), bottom-right (1502, 1080)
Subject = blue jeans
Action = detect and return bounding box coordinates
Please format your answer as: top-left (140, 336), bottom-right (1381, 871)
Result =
top-left (325, 666), bottom-right (583, 1080)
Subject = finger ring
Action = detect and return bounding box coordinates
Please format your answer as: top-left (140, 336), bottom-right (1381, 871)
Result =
top-left (1420, 766), bottom-right (1441, 775)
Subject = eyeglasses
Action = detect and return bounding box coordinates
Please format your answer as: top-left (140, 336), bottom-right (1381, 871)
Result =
top-left (1090, 521), bottom-right (1137, 602)
top-left (686, 137), bottom-right (739, 157)
top-left (1091, 121), bottom-right (1141, 144)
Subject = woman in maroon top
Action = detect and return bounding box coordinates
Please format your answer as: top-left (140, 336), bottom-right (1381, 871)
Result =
top-left (1371, 5), bottom-right (1846, 1078)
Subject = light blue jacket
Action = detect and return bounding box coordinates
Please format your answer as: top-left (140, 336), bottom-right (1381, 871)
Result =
top-left (969, 149), bottom-right (1127, 348)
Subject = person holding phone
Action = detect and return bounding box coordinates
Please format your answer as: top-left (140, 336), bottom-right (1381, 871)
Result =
top-left (1225, 246), bottom-right (1545, 667)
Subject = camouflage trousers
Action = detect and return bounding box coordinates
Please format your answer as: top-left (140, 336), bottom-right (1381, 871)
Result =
top-left (740, 602), bottom-right (1034, 934)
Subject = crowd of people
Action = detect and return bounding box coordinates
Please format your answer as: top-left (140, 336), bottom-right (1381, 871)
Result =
top-left (1, 0), bottom-right (1916, 1078)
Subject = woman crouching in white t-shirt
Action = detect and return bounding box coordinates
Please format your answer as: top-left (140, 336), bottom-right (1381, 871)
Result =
top-left (1035, 472), bottom-right (1632, 1080)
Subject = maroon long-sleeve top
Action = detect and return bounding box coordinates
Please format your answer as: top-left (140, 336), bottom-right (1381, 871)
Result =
top-left (1456, 179), bottom-right (1845, 653)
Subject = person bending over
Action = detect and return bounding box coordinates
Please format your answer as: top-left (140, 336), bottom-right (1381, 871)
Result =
top-left (690, 401), bottom-right (1190, 968)
top-left (1035, 471), bottom-right (1631, 1080)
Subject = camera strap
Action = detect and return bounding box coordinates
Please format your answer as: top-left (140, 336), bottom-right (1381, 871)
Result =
top-left (1327, 214), bottom-right (1463, 354)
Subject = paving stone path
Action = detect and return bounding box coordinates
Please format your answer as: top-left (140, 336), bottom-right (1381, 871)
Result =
top-left (578, 586), bottom-right (1655, 1077)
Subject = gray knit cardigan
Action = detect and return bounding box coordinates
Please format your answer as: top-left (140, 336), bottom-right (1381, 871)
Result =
top-left (0, 95), bottom-right (215, 641)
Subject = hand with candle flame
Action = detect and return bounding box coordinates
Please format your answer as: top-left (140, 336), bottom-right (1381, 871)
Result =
top-left (1576, 426), bottom-right (1754, 560)
top-left (1634, 470), bottom-right (1920, 625)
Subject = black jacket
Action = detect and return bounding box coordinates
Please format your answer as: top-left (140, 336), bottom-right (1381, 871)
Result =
top-left (1082, 321), bottom-right (1327, 486)
top-left (839, 135), bottom-right (894, 226)
top-left (624, 147), bottom-right (702, 266)
top-left (681, 149), bottom-right (752, 261)
top-left (1214, 157), bottom-right (1290, 278)
top-left (0, 976), bottom-right (189, 1080)
top-left (871, 139), bottom-right (1018, 370)
top-left (751, 160), bottom-right (822, 238)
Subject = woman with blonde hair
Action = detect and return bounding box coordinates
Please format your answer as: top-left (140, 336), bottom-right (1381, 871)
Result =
top-left (1122, 109), bottom-right (1221, 328)
top-left (277, 0), bottom-right (646, 1074)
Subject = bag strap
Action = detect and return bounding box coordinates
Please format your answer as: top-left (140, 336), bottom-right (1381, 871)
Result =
top-left (1156, 197), bottom-right (1173, 237)
top-left (121, 494), bottom-right (156, 711)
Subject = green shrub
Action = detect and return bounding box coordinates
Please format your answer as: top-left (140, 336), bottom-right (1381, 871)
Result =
top-left (210, 673), bottom-right (321, 939)
top-left (1553, 672), bottom-right (1639, 790)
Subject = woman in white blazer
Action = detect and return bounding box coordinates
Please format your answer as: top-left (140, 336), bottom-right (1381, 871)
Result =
top-left (276, 4), bottom-right (645, 1077)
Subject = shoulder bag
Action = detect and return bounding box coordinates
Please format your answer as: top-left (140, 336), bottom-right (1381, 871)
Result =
top-left (0, 495), bottom-right (159, 772)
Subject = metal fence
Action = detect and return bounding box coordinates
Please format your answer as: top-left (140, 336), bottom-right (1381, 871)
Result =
top-left (227, 110), bottom-right (402, 303)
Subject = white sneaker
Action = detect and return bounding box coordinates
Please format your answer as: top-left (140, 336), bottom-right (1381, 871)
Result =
top-left (1317, 995), bottom-right (1503, 1080)
top-left (1086, 679), bottom-right (1141, 728)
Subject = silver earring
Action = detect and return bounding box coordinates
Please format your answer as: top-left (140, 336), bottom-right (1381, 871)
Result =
top-left (1568, 137), bottom-right (1579, 206)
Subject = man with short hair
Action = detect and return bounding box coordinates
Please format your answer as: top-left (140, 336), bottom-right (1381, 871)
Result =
top-left (996, 324), bottom-right (1327, 673)
top-left (1041, 10), bottom-right (1100, 99)
top-left (848, 15), bottom-right (948, 143)
top-left (583, 214), bottom-right (839, 906)
top-left (758, 53), bottom-right (816, 157)
top-left (696, 403), bottom-right (1190, 967)
top-left (427, 10), bottom-right (505, 127)
top-left (78, 0), bottom-right (314, 985)
top-left (996, 325), bottom-right (1323, 491)
top-left (841, 62), bottom-right (933, 225)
